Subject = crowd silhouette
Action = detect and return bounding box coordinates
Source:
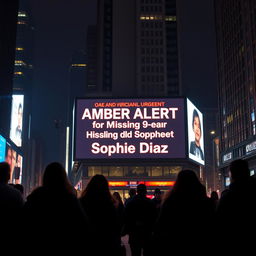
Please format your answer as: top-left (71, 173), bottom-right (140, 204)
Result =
top-left (0, 159), bottom-right (255, 255)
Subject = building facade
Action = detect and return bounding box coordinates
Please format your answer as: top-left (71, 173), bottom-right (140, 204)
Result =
top-left (215, 0), bottom-right (256, 187)
top-left (69, 0), bottom-right (213, 198)
top-left (93, 0), bottom-right (180, 97)
top-left (0, 0), bottom-right (19, 137)
top-left (12, 0), bottom-right (44, 194)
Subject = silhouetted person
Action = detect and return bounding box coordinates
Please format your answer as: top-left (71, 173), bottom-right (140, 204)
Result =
top-left (80, 175), bottom-right (122, 256)
top-left (216, 159), bottom-right (256, 253)
top-left (153, 170), bottom-right (214, 255)
top-left (151, 188), bottom-right (162, 213)
top-left (23, 162), bottom-right (88, 254)
top-left (113, 191), bottom-right (125, 225)
top-left (113, 191), bottom-right (126, 255)
top-left (14, 184), bottom-right (24, 195)
top-left (0, 162), bottom-right (24, 249)
top-left (210, 191), bottom-right (219, 209)
top-left (124, 184), bottom-right (157, 256)
top-left (125, 188), bottom-right (136, 207)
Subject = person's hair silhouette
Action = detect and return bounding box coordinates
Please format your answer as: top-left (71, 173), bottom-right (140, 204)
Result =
top-left (170, 169), bottom-right (206, 198)
top-left (80, 175), bottom-right (121, 256)
top-left (43, 162), bottom-right (73, 194)
top-left (229, 159), bottom-right (250, 182)
top-left (137, 183), bottom-right (147, 196)
top-left (0, 162), bottom-right (10, 184)
top-left (153, 170), bottom-right (214, 255)
top-left (81, 174), bottom-right (113, 201)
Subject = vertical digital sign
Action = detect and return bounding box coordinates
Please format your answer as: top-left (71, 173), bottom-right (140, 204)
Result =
top-left (10, 95), bottom-right (24, 147)
top-left (187, 98), bottom-right (205, 165)
top-left (4, 143), bottom-right (23, 184)
top-left (0, 135), bottom-right (6, 162)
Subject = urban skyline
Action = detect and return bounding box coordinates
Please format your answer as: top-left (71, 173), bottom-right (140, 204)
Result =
top-left (2, 0), bottom-right (221, 195)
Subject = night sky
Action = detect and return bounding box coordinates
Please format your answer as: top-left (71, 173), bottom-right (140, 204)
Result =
top-left (27, 0), bottom-right (217, 166)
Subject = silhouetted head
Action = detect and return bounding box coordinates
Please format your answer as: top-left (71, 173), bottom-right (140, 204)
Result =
top-left (210, 191), bottom-right (219, 201)
top-left (0, 162), bottom-right (11, 184)
top-left (113, 191), bottom-right (123, 205)
top-left (230, 159), bottom-right (250, 182)
top-left (154, 188), bottom-right (161, 196)
top-left (171, 170), bottom-right (206, 198)
top-left (129, 188), bottom-right (136, 197)
top-left (137, 184), bottom-right (147, 196)
top-left (14, 184), bottom-right (24, 195)
top-left (81, 174), bottom-right (112, 201)
top-left (43, 162), bottom-right (73, 193)
top-left (153, 188), bottom-right (162, 199)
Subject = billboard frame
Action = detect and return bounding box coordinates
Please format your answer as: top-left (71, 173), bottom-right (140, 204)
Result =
top-left (73, 96), bottom-right (203, 165)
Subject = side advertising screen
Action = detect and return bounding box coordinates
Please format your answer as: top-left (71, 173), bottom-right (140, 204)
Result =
top-left (5, 143), bottom-right (23, 184)
top-left (10, 95), bottom-right (24, 147)
top-left (187, 98), bottom-right (205, 165)
top-left (75, 98), bottom-right (186, 160)
top-left (0, 135), bottom-right (6, 162)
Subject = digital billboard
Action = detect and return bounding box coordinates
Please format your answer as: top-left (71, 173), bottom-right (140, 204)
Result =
top-left (187, 98), bottom-right (205, 165)
top-left (10, 95), bottom-right (24, 147)
top-left (75, 98), bottom-right (186, 160)
top-left (5, 143), bottom-right (23, 184)
top-left (0, 135), bottom-right (6, 162)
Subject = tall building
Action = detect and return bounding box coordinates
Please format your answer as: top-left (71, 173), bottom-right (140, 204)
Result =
top-left (86, 26), bottom-right (97, 93)
top-left (70, 0), bottom-right (210, 197)
top-left (13, 0), bottom-right (41, 194)
top-left (0, 0), bottom-right (19, 137)
top-left (215, 0), bottom-right (256, 185)
top-left (94, 0), bottom-right (180, 97)
top-left (14, 0), bottom-right (34, 93)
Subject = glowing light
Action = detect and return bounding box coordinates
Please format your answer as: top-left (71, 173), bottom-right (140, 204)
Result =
top-left (71, 64), bottom-right (87, 67)
top-left (18, 12), bottom-right (27, 17)
top-left (145, 181), bottom-right (175, 187)
top-left (65, 127), bottom-right (70, 174)
top-left (15, 60), bottom-right (26, 66)
top-left (165, 16), bottom-right (176, 21)
top-left (17, 21), bottom-right (26, 25)
top-left (14, 72), bottom-right (23, 75)
top-left (140, 16), bottom-right (163, 21)
top-left (109, 181), bottom-right (128, 187)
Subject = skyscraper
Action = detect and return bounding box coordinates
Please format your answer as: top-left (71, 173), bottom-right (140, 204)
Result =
top-left (86, 25), bottom-right (97, 93)
top-left (0, 0), bottom-right (19, 137)
top-left (215, 0), bottom-right (256, 182)
top-left (13, 0), bottom-right (34, 93)
top-left (94, 0), bottom-right (180, 97)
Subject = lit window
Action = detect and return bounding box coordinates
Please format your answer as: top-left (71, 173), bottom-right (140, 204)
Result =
top-left (18, 12), bottom-right (27, 17)
top-left (88, 166), bottom-right (102, 176)
top-left (15, 60), bottom-right (26, 66)
top-left (140, 15), bottom-right (163, 21)
top-left (14, 72), bottom-right (23, 75)
top-left (17, 21), bottom-right (27, 25)
top-left (165, 16), bottom-right (176, 21)
top-left (71, 64), bottom-right (87, 67)
top-left (16, 47), bottom-right (24, 51)
top-left (152, 167), bottom-right (163, 176)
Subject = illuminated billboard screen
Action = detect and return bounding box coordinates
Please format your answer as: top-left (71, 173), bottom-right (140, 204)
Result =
top-left (187, 98), bottom-right (205, 165)
top-left (75, 98), bottom-right (186, 160)
top-left (10, 95), bottom-right (24, 147)
top-left (5, 143), bottom-right (23, 184)
top-left (0, 135), bottom-right (6, 162)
